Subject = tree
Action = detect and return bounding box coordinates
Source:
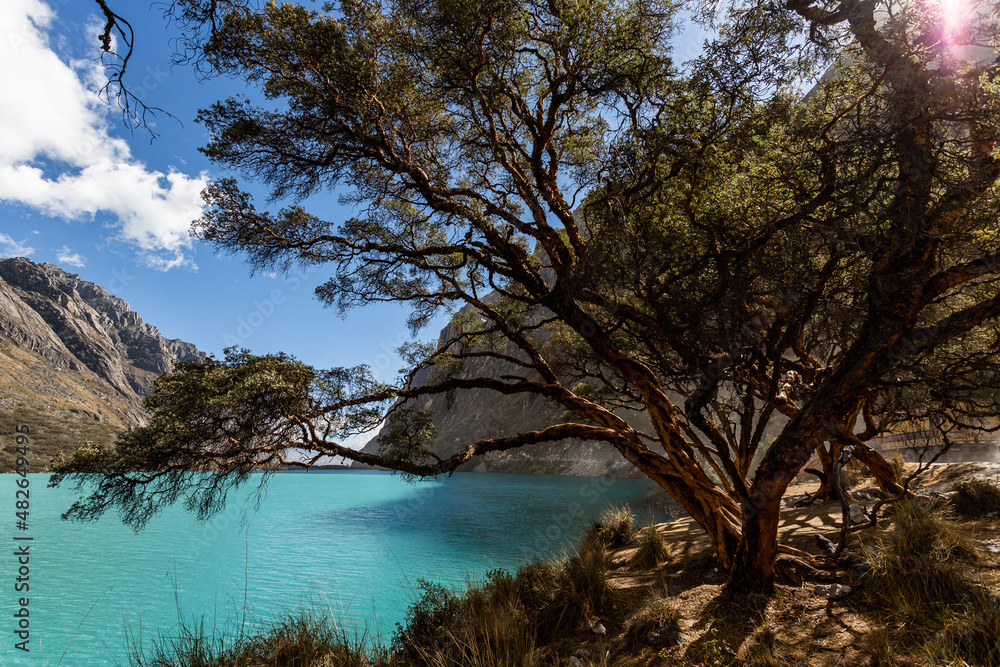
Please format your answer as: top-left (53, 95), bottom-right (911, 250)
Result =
top-left (58, 0), bottom-right (1000, 593)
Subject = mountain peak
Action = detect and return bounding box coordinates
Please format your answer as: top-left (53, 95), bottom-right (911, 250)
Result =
top-left (0, 257), bottom-right (203, 469)
top-left (0, 256), bottom-right (203, 402)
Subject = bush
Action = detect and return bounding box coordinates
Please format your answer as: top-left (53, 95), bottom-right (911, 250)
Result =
top-left (631, 522), bottom-right (671, 570)
top-left (588, 505), bottom-right (636, 549)
top-left (394, 537), bottom-right (622, 662)
top-left (951, 479), bottom-right (1000, 517)
top-left (393, 580), bottom-right (463, 663)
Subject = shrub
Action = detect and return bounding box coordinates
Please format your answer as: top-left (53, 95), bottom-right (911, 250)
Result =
top-left (631, 522), bottom-right (671, 570)
top-left (392, 580), bottom-right (463, 663)
top-left (395, 537), bottom-right (622, 661)
top-left (951, 479), bottom-right (1000, 517)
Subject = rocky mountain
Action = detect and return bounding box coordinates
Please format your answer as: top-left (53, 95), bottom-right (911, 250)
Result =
top-left (0, 257), bottom-right (203, 470)
top-left (357, 302), bottom-right (649, 478)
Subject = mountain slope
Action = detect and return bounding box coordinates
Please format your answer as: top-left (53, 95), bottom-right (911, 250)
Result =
top-left (0, 257), bottom-right (203, 471)
top-left (357, 305), bottom-right (649, 478)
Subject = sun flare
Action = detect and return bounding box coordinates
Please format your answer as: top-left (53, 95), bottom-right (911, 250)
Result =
top-left (940, 0), bottom-right (970, 36)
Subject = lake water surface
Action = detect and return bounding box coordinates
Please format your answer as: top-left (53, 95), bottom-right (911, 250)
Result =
top-left (0, 471), bottom-right (672, 666)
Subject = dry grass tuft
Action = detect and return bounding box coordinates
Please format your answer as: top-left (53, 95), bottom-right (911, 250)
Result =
top-left (888, 453), bottom-right (907, 479)
top-left (410, 583), bottom-right (539, 667)
top-left (393, 534), bottom-right (622, 663)
top-left (543, 539), bottom-right (622, 637)
top-left (951, 478), bottom-right (1000, 517)
top-left (863, 500), bottom-right (982, 634)
top-left (128, 611), bottom-right (388, 667)
top-left (860, 627), bottom-right (902, 667)
top-left (841, 463), bottom-right (871, 491)
top-left (588, 505), bottom-right (636, 549)
top-left (935, 603), bottom-right (1000, 667)
top-left (736, 625), bottom-right (777, 667)
top-left (630, 522), bottom-right (672, 570)
top-left (623, 595), bottom-right (682, 649)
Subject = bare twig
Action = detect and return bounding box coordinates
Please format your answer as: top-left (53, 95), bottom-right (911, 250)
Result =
top-left (92, 0), bottom-right (175, 137)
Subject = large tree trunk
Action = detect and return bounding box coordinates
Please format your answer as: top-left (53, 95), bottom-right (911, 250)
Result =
top-left (726, 436), bottom-right (905, 593)
top-left (726, 410), bottom-right (846, 592)
top-left (727, 494), bottom-right (782, 593)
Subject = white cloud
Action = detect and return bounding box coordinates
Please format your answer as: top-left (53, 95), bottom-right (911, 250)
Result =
top-left (0, 0), bottom-right (209, 270)
top-left (0, 233), bottom-right (35, 258)
top-left (56, 245), bottom-right (85, 268)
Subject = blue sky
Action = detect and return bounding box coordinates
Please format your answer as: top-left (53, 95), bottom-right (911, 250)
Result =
top-left (0, 0), bottom-right (431, 382)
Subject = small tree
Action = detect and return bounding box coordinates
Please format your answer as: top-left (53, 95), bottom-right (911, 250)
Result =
top-left (60, 0), bottom-right (1000, 593)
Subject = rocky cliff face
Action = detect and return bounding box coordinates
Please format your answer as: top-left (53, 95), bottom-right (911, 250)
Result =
top-left (0, 257), bottom-right (203, 470)
top-left (0, 257), bottom-right (202, 403)
top-left (358, 303), bottom-right (649, 478)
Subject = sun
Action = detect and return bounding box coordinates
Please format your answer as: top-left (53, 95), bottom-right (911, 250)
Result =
top-left (939, 0), bottom-right (971, 39)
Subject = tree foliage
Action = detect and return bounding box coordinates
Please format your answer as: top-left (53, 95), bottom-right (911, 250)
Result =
top-left (65, 0), bottom-right (1000, 591)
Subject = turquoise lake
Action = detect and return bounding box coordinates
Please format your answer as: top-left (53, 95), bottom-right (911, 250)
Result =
top-left (0, 471), bottom-right (672, 666)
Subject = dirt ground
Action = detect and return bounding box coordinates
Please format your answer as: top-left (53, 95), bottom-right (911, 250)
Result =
top-left (569, 462), bottom-right (1000, 666)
